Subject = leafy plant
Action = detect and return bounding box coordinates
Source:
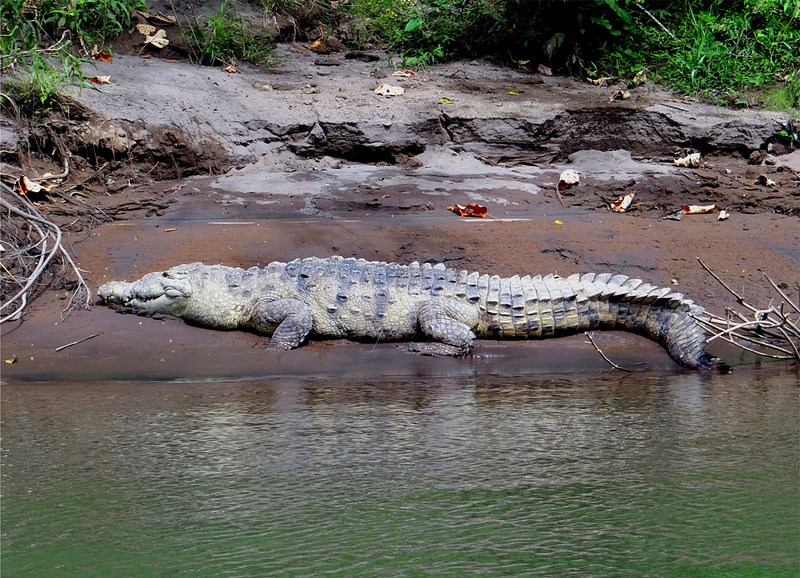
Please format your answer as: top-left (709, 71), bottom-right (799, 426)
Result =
top-left (185, 1), bottom-right (275, 66)
top-left (41, 0), bottom-right (145, 47)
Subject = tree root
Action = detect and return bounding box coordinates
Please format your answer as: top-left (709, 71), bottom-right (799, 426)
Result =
top-left (0, 181), bottom-right (91, 323)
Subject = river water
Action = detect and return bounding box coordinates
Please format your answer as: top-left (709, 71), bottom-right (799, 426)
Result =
top-left (2, 368), bottom-right (798, 577)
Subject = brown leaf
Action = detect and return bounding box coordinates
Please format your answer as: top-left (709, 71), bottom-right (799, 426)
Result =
top-left (610, 191), bottom-right (635, 212)
top-left (447, 203), bottom-right (488, 218)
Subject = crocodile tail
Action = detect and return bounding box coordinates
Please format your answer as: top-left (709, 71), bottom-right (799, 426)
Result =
top-left (569, 273), bottom-right (716, 369)
top-left (490, 272), bottom-right (716, 369)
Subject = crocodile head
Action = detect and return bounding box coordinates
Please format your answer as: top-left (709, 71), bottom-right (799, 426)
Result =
top-left (98, 264), bottom-right (201, 317)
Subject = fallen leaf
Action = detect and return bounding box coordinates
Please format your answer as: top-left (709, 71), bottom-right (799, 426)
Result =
top-left (553, 219), bottom-right (564, 225)
top-left (610, 191), bottom-right (635, 212)
top-left (718, 208), bottom-right (730, 221)
top-left (674, 152), bottom-right (701, 167)
top-left (537, 64), bottom-right (552, 76)
top-left (148, 11), bottom-right (177, 25)
top-left (557, 169), bottom-right (580, 190)
top-left (374, 83), bottom-right (404, 97)
top-left (587, 76), bottom-right (612, 86)
top-left (662, 210), bottom-right (683, 221)
top-left (136, 23), bottom-right (156, 36)
top-left (630, 69), bottom-right (647, 86)
top-left (144, 29), bottom-right (169, 49)
top-left (438, 97), bottom-right (454, 104)
top-left (88, 75), bottom-right (111, 84)
top-left (14, 175), bottom-right (51, 196)
top-left (4, 356), bottom-right (18, 364)
top-left (164, 227), bottom-right (177, 232)
top-left (98, 51), bottom-right (112, 62)
top-left (222, 64), bottom-right (238, 73)
top-left (447, 203), bottom-right (488, 218)
top-left (681, 204), bottom-right (718, 215)
top-left (756, 175), bottom-right (776, 186)
top-left (507, 90), bottom-right (522, 95)
top-left (392, 69), bottom-right (415, 78)
top-left (608, 89), bottom-right (630, 101)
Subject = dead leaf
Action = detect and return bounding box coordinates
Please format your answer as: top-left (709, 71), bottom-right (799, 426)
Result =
top-left (144, 29), bottom-right (169, 49)
top-left (88, 75), bottom-right (111, 84)
top-left (136, 23), bottom-right (156, 36)
top-left (681, 204), bottom-right (718, 215)
top-left (537, 64), bottom-right (552, 76)
top-left (374, 83), bottom-right (404, 97)
top-left (630, 69), bottom-right (647, 86)
top-left (588, 76), bottom-right (612, 86)
top-left (718, 208), bottom-right (730, 221)
top-left (98, 51), bottom-right (112, 62)
top-left (608, 89), bottom-right (630, 101)
top-left (557, 169), bottom-right (580, 190)
top-left (222, 64), bottom-right (238, 73)
top-left (4, 355), bottom-right (18, 364)
top-left (392, 69), bottom-right (415, 78)
top-left (149, 11), bottom-right (177, 25)
top-left (447, 203), bottom-right (488, 218)
top-left (756, 175), bottom-right (776, 187)
top-left (507, 90), bottom-right (522, 95)
top-left (553, 219), bottom-right (564, 225)
top-left (438, 97), bottom-right (454, 104)
top-left (674, 152), bottom-right (701, 167)
top-left (14, 175), bottom-right (52, 196)
top-left (610, 191), bottom-right (635, 212)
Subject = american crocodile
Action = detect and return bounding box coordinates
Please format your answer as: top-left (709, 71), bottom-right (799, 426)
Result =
top-left (98, 256), bottom-right (718, 368)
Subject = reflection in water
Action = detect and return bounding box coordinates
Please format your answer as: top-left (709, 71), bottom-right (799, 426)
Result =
top-left (2, 368), bottom-right (799, 577)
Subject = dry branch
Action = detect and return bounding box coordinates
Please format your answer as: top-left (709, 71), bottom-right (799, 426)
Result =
top-left (0, 181), bottom-right (91, 323)
top-left (695, 258), bottom-right (799, 363)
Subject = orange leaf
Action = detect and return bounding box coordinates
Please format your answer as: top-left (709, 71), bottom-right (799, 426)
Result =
top-left (448, 203), bottom-right (488, 218)
top-left (611, 191), bottom-right (635, 212)
top-left (98, 51), bottom-right (112, 62)
top-left (681, 204), bottom-right (717, 215)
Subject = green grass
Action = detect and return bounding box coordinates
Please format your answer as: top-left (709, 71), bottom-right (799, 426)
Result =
top-left (184, 1), bottom-right (275, 67)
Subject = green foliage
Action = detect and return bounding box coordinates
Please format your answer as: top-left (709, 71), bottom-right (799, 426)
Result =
top-left (595, 0), bottom-right (799, 103)
top-left (41, 0), bottom-right (145, 46)
top-left (0, 0), bottom-right (89, 116)
top-left (185, 1), bottom-right (275, 66)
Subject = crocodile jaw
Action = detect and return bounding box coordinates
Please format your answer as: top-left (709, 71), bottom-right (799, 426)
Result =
top-left (98, 272), bottom-right (192, 315)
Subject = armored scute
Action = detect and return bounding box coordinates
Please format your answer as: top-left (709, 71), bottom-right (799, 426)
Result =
top-left (99, 256), bottom-right (717, 368)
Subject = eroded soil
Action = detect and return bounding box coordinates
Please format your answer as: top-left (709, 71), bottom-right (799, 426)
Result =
top-left (1, 41), bottom-right (798, 381)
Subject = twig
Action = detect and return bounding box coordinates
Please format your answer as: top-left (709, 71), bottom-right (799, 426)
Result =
top-left (56, 332), bottom-right (102, 352)
top-left (634, 2), bottom-right (677, 40)
top-left (554, 185), bottom-right (566, 208)
top-left (697, 258), bottom-right (799, 362)
top-left (585, 332), bottom-right (632, 372)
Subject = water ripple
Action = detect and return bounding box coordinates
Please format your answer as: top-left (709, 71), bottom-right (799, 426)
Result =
top-left (2, 369), bottom-right (798, 576)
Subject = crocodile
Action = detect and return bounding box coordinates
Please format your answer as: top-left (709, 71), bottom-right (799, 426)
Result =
top-left (98, 256), bottom-right (718, 368)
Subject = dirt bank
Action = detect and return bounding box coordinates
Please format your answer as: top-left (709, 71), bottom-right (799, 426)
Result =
top-left (1, 44), bottom-right (798, 382)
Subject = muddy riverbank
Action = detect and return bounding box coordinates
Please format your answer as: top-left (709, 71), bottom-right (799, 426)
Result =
top-left (1, 45), bottom-right (798, 381)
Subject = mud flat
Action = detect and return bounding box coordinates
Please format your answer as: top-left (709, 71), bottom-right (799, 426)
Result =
top-left (1, 46), bottom-right (798, 381)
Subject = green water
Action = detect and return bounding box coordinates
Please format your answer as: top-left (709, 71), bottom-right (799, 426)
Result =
top-left (2, 368), bottom-right (798, 577)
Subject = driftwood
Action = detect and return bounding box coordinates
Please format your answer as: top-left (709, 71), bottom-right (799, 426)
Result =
top-left (694, 258), bottom-right (800, 363)
top-left (0, 181), bottom-right (91, 323)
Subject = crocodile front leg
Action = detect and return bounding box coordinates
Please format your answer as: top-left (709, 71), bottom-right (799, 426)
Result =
top-left (250, 299), bottom-right (313, 350)
top-left (411, 297), bottom-right (480, 356)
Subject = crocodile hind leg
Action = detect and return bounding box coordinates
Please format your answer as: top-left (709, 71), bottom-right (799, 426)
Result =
top-left (250, 299), bottom-right (313, 350)
top-left (410, 297), bottom-right (480, 356)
